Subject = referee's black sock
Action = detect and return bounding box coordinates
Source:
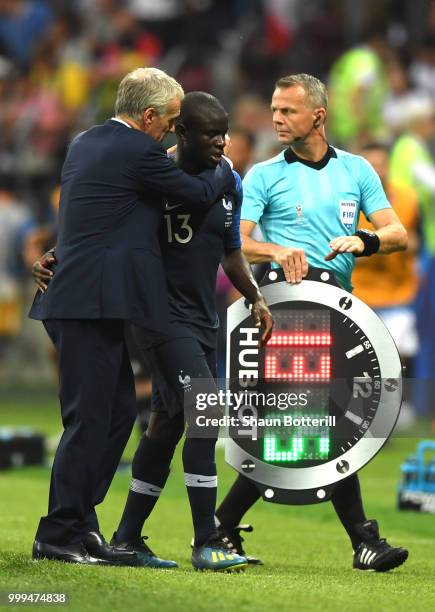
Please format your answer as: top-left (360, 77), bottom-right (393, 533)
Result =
top-left (331, 473), bottom-right (367, 550)
top-left (116, 435), bottom-right (175, 542)
top-left (216, 473), bottom-right (261, 529)
top-left (183, 437), bottom-right (218, 547)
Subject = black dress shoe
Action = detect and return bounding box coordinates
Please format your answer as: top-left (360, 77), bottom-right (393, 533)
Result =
top-left (32, 540), bottom-right (96, 564)
top-left (82, 531), bottom-right (137, 565)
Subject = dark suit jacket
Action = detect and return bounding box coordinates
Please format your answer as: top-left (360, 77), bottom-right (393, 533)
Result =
top-left (29, 119), bottom-right (234, 335)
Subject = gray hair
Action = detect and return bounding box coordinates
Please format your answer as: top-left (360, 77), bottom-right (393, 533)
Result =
top-left (275, 73), bottom-right (328, 109)
top-left (114, 67), bottom-right (184, 121)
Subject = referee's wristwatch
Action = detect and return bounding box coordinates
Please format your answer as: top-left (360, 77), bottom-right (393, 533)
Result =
top-left (353, 229), bottom-right (380, 257)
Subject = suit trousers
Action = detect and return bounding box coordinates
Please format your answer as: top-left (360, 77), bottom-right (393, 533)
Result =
top-left (35, 319), bottom-right (137, 545)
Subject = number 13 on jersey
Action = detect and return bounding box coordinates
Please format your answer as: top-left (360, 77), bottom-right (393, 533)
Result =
top-left (164, 214), bottom-right (193, 244)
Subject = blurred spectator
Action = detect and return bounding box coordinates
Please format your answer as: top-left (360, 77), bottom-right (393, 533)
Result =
top-left (354, 142), bottom-right (420, 319)
top-left (390, 97), bottom-right (435, 253)
top-left (0, 178), bottom-right (35, 357)
top-left (232, 93), bottom-right (276, 161)
top-left (226, 126), bottom-right (256, 177)
top-left (0, 0), bottom-right (53, 70)
top-left (382, 59), bottom-right (426, 136)
top-left (352, 142), bottom-right (419, 424)
top-left (328, 26), bottom-right (394, 148)
top-left (6, 74), bottom-right (69, 221)
top-left (0, 56), bottom-right (16, 174)
top-left (291, 0), bottom-right (345, 79)
top-left (85, 5), bottom-right (163, 124)
top-left (126, 0), bottom-right (183, 52)
top-left (409, 35), bottom-right (435, 99)
top-left (389, 97), bottom-right (435, 417)
top-left (30, 11), bottom-right (92, 113)
top-left (237, 2), bottom-right (285, 99)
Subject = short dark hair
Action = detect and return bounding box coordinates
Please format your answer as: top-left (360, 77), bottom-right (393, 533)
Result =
top-left (179, 91), bottom-right (227, 127)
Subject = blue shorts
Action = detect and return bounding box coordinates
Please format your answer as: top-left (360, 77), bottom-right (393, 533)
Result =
top-left (135, 333), bottom-right (218, 419)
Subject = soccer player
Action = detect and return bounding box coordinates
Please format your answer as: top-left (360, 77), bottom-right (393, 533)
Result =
top-left (214, 74), bottom-right (410, 572)
top-left (33, 91), bottom-right (273, 572)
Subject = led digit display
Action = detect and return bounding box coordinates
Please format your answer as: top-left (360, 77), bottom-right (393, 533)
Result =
top-left (262, 309), bottom-right (331, 464)
top-left (263, 436), bottom-right (331, 462)
top-left (267, 334), bottom-right (332, 346)
top-left (265, 331), bottom-right (332, 381)
top-left (263, 412), bottom-right (331, 462)
top-left (264, 352), bottom-right (331, 380)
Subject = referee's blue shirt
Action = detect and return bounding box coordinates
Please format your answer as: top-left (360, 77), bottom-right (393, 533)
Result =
top-left (241, 145), bottom-right (391, 291)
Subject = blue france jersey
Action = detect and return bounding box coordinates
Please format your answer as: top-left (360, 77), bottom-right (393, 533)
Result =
top-left (159, 170), bottom-right (242, 346)
top-left (241, 146), bottom-right (391, 291)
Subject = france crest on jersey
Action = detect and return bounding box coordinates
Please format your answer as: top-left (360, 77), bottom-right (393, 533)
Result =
top-left (222, 195), bottom-right (233, 228)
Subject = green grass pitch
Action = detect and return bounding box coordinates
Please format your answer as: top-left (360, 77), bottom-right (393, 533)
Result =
top-left (0, 391), bottom-right (434, 612)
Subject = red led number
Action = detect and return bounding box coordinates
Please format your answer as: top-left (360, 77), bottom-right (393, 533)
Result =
top-left (264, 332), bottom-right (331, 381)
top-left (265, 353), bottom-right (331, 380)
top-left (267, 333), bottom-right (331, 347)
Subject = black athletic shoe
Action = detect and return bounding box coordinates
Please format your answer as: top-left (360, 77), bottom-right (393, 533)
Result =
top-left (191, 535), bottom-right (247, 572)
top-left (353, 520), bottom-right (408, 572)
top-left (216, 524), bottom-right (263, 565)
top-left (110, 533), bottom-right (178, 568)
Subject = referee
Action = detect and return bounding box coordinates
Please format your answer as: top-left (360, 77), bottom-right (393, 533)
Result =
top-left (216, 73), bottom-right (409, 572)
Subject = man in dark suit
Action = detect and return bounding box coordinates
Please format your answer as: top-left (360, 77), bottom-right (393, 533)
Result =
top-left (29, 67), bottom-right (235, 565)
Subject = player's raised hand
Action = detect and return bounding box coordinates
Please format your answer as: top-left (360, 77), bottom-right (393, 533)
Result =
top-left (325, 235), bottom-right (365, 260)
top-left (32, 250), bottom-right (56, 292)
top-left (251, 297), bottom-right (274, 347)
top-left (272, 245), bottom-right (308, 283)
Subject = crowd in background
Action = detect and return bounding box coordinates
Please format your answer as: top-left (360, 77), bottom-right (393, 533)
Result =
top-left (1, 0), bottom-right (435, 418)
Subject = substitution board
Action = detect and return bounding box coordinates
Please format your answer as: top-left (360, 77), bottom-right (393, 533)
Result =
top-left (225, 268), bottom-right (403, 504)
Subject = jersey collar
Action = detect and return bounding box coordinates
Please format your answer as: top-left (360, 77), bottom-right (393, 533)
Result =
top-left (284, 144), bottom-right (337, 170)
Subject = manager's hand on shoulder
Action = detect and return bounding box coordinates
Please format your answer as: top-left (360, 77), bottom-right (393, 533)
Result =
top-left (271, 245), bottom-right (308, 284)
